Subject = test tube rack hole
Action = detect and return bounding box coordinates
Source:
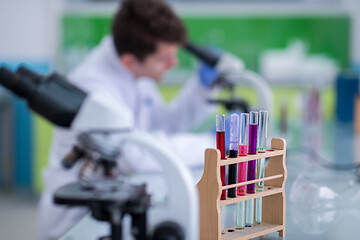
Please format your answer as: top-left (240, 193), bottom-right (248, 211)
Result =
top-left (196, 138), bottom-right (287, 240)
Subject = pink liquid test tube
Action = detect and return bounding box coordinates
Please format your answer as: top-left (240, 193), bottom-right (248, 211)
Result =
top-left (237, 113), bottom-right (249, 196)
top-left (216, 114), bottom-right (227, 200)
top-left (236, 113), bottom-right (249, 229)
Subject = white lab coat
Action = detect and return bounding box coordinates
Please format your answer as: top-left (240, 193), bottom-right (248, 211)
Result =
top-left (38, 36), bottom-right (217, 240)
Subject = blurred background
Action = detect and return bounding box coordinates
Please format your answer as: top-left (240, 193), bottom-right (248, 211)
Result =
top-left (1, 0), bottom-right (360, 239)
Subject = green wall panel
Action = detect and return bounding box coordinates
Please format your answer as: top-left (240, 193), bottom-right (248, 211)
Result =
top-left (34, 116), bottom-right (53, 192)
top-left (62, 14), bottom-right (350, 70)
top-left (182, 16), bottom-right (350, 70)
top-left (63, 16), bottom-right (112, 48)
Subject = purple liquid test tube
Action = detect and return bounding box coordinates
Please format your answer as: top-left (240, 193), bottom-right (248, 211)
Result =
top-left (247, 111), bottom-right (258, 194)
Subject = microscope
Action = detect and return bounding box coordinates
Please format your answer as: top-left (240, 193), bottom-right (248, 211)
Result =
top-left (0, 66), bottom-right (198, 240)
top-left (0, 44), bottom-right (273, 239)
top-left (184, 42), bottom-right (273, 113)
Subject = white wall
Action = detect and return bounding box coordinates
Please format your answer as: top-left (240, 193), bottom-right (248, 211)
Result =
top-left (0, 0), bottom-right (62, 64)
top-left (0, 0), bottom-right (359, 67)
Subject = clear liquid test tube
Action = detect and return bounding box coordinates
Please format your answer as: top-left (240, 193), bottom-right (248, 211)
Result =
top-left (258, 110), bottom-right (268, 153)
top-left (255, 110), bottom-right (268, 225)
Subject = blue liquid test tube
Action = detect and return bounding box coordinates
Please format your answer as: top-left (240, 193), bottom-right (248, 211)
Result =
top-left (228, 113), bottom-right (239, 198)
top-left (255, 110), bottom-right (268, 225)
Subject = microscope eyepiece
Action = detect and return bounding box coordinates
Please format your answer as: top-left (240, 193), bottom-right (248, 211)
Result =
top-left (0, 65), bottom-right (44, 99)
top-left (0, 66), bottom-right (16, 91)
top-left (0, 65), bottom-right (87, 127)
top-left (183, 42), bottom-right (220, 67)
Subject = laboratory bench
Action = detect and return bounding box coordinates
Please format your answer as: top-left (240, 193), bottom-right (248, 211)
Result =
top-left (60, 121), bottom-right (360, 240)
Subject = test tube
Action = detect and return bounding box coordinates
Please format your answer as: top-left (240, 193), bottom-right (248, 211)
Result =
top-left (237, 113), bottom-right (249, 196)
top-left (236, 113), bottom-right (249, 229)
top-left (247, 111), bottom-right (258, 193)
top-left (245, 199), bottom-right (254, 227)
top-left (245, 111), bottom-right (258, 227)
top-left (255, 110), bottom-right (268, 225)
top-left (236, 201), bottom-right (245, 230)
top-left (228, 113), bottom-right (239, 198)
top-left (257, 110), bottom-right (268, 153)
top-left (216, 114), bottom-right (227, 200)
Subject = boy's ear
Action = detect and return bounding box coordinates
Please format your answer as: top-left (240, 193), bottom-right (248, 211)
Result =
top-left (120, 53), bottom-right (139, 71)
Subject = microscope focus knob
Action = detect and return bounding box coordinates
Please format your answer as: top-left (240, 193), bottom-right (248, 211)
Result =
top-left (152, 222), bottom-right (185, 240)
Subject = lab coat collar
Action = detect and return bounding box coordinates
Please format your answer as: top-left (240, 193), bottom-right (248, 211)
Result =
top-left (101, 35), bottom-right (157, 84)
top-left (101, 35), bottom-right (136, 83)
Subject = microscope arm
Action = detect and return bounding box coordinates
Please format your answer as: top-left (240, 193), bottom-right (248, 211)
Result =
top-left (123, 130), bottom-right (198, 240)
top-left (226, 70), bottom-right (274, 135)
top-left (226, 70), bottom-right (274, 114)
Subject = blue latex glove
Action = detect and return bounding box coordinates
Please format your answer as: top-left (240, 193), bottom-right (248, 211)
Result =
top-left (198, 46), bottom-right (222, 88)
top-left (198, 63), bottom-right (219, 88)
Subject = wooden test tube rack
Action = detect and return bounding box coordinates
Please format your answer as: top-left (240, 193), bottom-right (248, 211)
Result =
top-left (196, 138), bottom-right (287, 240)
